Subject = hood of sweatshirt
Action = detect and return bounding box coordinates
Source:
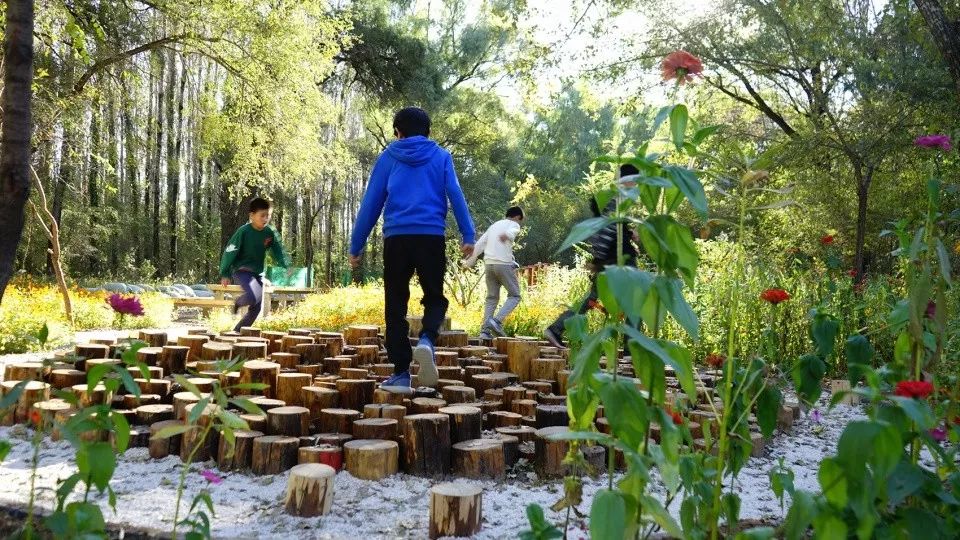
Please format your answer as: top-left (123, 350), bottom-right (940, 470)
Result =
top-left (386, 135), bottom-right (441, 166)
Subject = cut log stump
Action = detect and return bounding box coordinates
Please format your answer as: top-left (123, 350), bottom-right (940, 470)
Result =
top-left (352, 418), bottom-right (398, 440)
top-left (535, 426), bottom-right (570, 478)
top-left (267, 406), bottom-right (311, 437)
top-left (284, 463), bottom-right (336, 517)
top-left (343, 439), bottom-right (399, 480)
top-left (401, 413), bottom-right (451, 477)
top-left (148, 420), bottom-right (183, 459)
top-left (429, 482), bottom-right (482, 539)
top-left (298, 444), bottom-right (343, 471)
top-left (438, 405), bottom-right (482, 444)
top-left (251, 435), bottom-right (300, 475)
top-left (452, 438), bottom-right (505, 480)
top-left (216, 429), bottom-right (262, 471)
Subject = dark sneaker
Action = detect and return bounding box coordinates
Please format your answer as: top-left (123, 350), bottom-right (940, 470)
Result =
top-left (543, 327), bottom-right (565, 349)
top-left (232, 301), bottom-right (241, 316)
top-left (380, 371), bottom-right (412, 392)
top-left (413, 336), bottom-right (438, 387)
top-left (487, 318), bottom-right (506, 337)
top-left (478, 331), bottom-right (493, 340)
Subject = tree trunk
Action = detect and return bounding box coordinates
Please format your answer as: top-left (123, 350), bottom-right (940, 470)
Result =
top-left (0, 0), bottom-right (34, 302)
top-left (852, 165), bottom-right (873, 280)
top-left (87, 97), bottom-right (101, 274)
top-left (914, 0), bottom-right (960, 100)
top-left (167, 53), bottom-right (187, 275)
top-left (152, 50), bottom-right (165, 266)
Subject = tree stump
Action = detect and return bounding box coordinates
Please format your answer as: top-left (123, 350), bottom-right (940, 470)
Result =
top-left (201, 342), bottom-right (234, 362)
top-left (452, 438), bottom-right (505, 479)
top-left (557, 370), bottom-right (571, 394)
top-left (31, 400), bottom-right (72, 431)
top-left (487, 411), bottom-right (522, 430)
top-left (373, 388), bottom-right (406, 405)
top-left (177, 335), bottom-right (209, 362)
top-left (134, 378), bottom-right (171, 397)
top-left (429, 482), bottom-right (482, 539)
top-left (181, 426), bottom-right (216, 462)
top-left (525, 381), bottom-right (554, 395)
top-left (355, 345), bottom-right (379, 366)
top-left (510, 399), bottom-right (539, 417)
top-left (70, 383), bottom-right (107, 407)
top-left (319, 408), bottom-right (361, 434)
top-left (363, 404), bottom-right (407, 421)
top-left (138, 330), bottom-right (168, 347)
top-left (267, 406), bottom-right (311, 437)
top-left (335, 367), bottom-right (367, 380)
top-left (233, 341), bottom-right (268, 361)
top-left (216, 429), bottom-right (262, 471)
top-left (313, 333), bottom-right (345, 357)
top-left (136, 404), bottom-right (174, 425)
top-left (173, 392), bottom-right (202, 420)
top-left (500, 385), bottom-right (527, 410)
top-left (240, 360), bottom-right (280, 398)
top-left (535, 426), bottom-right (569, 477)
top-left (186, 377), bottom-right (217, 394)
top-left (48, 368), bottom-right (86, 390)
top-left (505, 340), bottom-right (540, 381)
top-left (284, 463), bottom-right (336, 517)
top-left (464, 365), bottom-right (492, 388)
top-left (530, 359), bottom-right (566, 385)
top-left (344, 439), bottom-right (399, 480)
top-left (5, 362), bottom-right (44, 381)
top-left (276, 373), bottom-right (312, 406)
top-left (268, 352), bottom-right (300, 370)
top-left (159, 346), bottom-right (189, 375)
top-left (401, 413), bottom-right (451, 476)
top-left (437, 331), bottom-right (469, 348)
top-left (344, 325), bottom-right (379, 345)
top-left (302, 386), bottom-right (340, 421)
top-left (322, 357), bottom-right (352, 375)
top-left (497, 433), bottom-right (520, 466)
top-left (470, 373), bottom-right (514, 394)
top-left (239, 327), bottom-right (262, 337)
top-left (316, 433), bottom-right (353, 447)
top-left (535, 405), bottom-right (569, 428)
top-left (296, 364), bottom-right (321, 378)
top-left (290, 343), bottom-right (325, 365)
top-left (75, 343), bottom-right (110, 362)
top-left (281, 335), bottom-right (314, 353)
top-left (353, 418), bottom-right (399, 440)
top-left (410, 397), bottom-right (447, 414)
top-left (496, 425), bottom-right (537, 443)
top-left (148, 419), bottom-right (183, 459)
top-left (251, 435), bottom-right (300, 475)
top-left (336, 379), bottom-right (376, 411)
top-left (298, 444), bottom-right (343, 470)
top-left (241, 414), bottom-right (268, 433)
top-left (440, 385), bottom-right (476, 404)
top-left (115, 425), bottom-right (151, 448)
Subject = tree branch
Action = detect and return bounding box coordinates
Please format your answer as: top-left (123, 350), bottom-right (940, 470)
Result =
top-left (73, 34), bottom-right (190, 94)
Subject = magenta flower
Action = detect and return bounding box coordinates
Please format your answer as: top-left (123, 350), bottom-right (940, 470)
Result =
top-left (809, 409), bottom-right (823, 424)
top-left (930, 426), bottom-right (947, 443)
top-left (914, 134), bottom-right (952, 151)
top-left (200, 469), bottom-right (223, 485)
top-left (106, 294), bottom-right (144, 317)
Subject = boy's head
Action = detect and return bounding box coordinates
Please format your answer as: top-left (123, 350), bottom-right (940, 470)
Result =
top-left (505, 206), bottom-right (524, 223)
top-left (393, 107), bottom-right (431, 139)
top-left (620, 163), bottom-right (639, 187)
top-left (248, 197), bottom-right (273, 230)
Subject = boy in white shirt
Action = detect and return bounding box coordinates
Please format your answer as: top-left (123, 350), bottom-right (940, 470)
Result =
top-left (464, 206), bottom-right (524, 339)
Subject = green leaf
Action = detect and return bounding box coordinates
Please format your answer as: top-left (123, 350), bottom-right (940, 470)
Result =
top-left (597, 267), bottom-right (655, 329)
top-left (654, 276), bottom-right (698, 340)
top-left (784, 490), bottom-right (816, 540)
top-left (218, 409), bottom-right (249, 430)
top-left (792, 354), bottom-right (826, 406)
top-left (651, 105), bottom-right (674, 135)
top-left (66, 501), bottom-right (106, 535)
top-left (151, 423), bottom-right (191, 440)
top-left (0, 380), bottom-right (28, 409)
top-left (812, 514), bottom-right (847, 540)
top-left (622, 330), bottom-right (696, 402)
top-left (889, 396), bottom-right (935, 429)
top-left (637, 215), bottom-right (698, 287)
top-left (596, 376), bottom-right (648, 449)
top-left (0, 440), bottom-right (10, 462)
top-left (188, 397), bottom-right (211, 425)
top-left (811, 311), bottom-right (839, 359)
top-left (664, 165), bottom-right (708, 217)
top-left (110, 410), bottom-right (130, 454)
top-left (37, 323), bottom-right (50, 346)
top-left (117, 366), bottom-right (141, 397)
top-left (722, 492), bottom-right (741, 528)
top-left (590, 490), bottom-right (626, 540)
top-left (86, 364), bottom-right (112, 393)
top-left (691, 125), bottom-right (721, 145)
top-left (887, 461), bottom-right (925, 506)
top-left (228, 398), bottom-right (265, 416)
top-left (844, 335), bottom-right (873, 385)
top-left (175, 374), bottom-right (203, 397)
top-left (837, 420), bottom-right (901, 478)
top-left (77, 442), bottom-right (116, 492)
top-left (756, 384), bottom-right (782, 438)
top-left (556, 217), bottom-right (616, 255)
top-left (567, 384), bottom-right (601, 432)
top-left (817, 458), bottom-right (847, 508)
top-left (669, 104), bottom-right (688, 150)
top-left (640, 494), bottom-right (682, 538)
top-left (735, 527), bottom-right (775, 540)
top-left (935, 238), bottom-right (952, 285)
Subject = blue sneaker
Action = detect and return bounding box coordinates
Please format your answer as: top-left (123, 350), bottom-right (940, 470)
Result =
top-left (413, 336), bottom-right (439, 387)
top-left (380, 371), bottom-right (412, 392)
top-left (487, 318), bottom-right (506, 337)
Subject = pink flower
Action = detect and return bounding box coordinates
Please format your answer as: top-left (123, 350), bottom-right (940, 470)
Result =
top-left (661, 50), bottom-right (703, 84)
top-left (106, 293), bottom-right (144, 317)
top-left (914, 134), bottom-right (952, 151)
top-left (930, 426), bottom-right (947, 442)
top-left (200, 469), bottom-right (223, 485)
top-left (809, 409), bottom-right (823, 424)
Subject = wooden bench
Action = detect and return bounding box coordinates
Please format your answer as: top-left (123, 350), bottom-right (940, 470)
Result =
top-left (208, 285), bottom-right (315, 317)
top-left (171, 298), bottom-right (235, 316)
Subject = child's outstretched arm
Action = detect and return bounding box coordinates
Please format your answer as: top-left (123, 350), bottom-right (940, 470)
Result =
top-left (269, 229), bottom-right (293, 274)
top-left (464, 230), bottom-right (489, 268)
top-left (219, 228), bottom-right (244, 282)
top-left (349, 155), bottom-right (390, 260)
top-left (443, 153), bottom-right (475, 253)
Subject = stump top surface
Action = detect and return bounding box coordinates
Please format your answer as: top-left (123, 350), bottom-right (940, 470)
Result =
top-left (443, 385), bottom-right (474, 393)
top-left (337, 378), bottom-right (376, 385)
top-left (179, 335), bottom-right (210, 342)
top-left (438, 405), bottom-right (482, 415)
top-left (535, 426), bottom-right (569, 438)
top-left (70, 383), bottom-right (106, 392)
top-left (162, 345), bottom-right (190, 351)
top-left (50, 368), bottom-right (85, 375)
top-left (403, 413), bottom-right (449, 422)
top-left (496, 426), bottom-right (537, 435)
top-left (11, 380), bottom-right (51, 391)
top-left (303, 386), bottom-right (338, 394)
top-left (186, 377), bottom-right (217, 385)
top-left (249, 397), bottom-right (286, 407)
top-left (136, 404), bottom-right (174, 413)
top-left (289, 462), bottom-right (336, 478)
top-left (232, 429), bottom-right (264, 438)
top-left (347, 324), bottom-right (379, 331)
top-left (430, 481), bottom-right (482, 498)
top-left (268, 406), bottom-right (310, 415)
top-left (34, 400), bottom-right (72, 410)
top-left (343, 438), bottom-right (398, 451)
top-left (203, 342), bottom-right (233, 349)
top-left (255, 435), bottom-right (299, 444)
top-left (489, 411), bottom-right (522, 418)
top-left (278, 372), bottom-right (312, 380)
top-left (173, 391), bottom-right (203, 400)
top-left (150, 419), bottom-right (183, 430)
top-left (452, 438), bottom-right (503, 451)
top-left (354, 418), bottom-right (398, 427)
top-left (242, 360), bottom-right (280, 369)
top-left (412, 397), bottom-right (446, 406)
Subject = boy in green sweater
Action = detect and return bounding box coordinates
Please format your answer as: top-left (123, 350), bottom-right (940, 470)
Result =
top-left (219, 197), bottom-right (292, 331)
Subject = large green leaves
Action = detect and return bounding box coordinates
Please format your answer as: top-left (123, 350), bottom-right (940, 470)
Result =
top-left (637, 215), bottom-right (698, 287)
top-left (591, 490), bottom-right (627, 540)
top-left (622, 328), bottom-right (697, 401)
top-left (596, 375), bottom-right (649, 449)
top-left (837, 421), bottom-right (902, 479)
top-left (844, 334), bottom-right (874, 385)
top-left (755, 385), bottom-right (782, 438)
top-left (76, 442), bottom-right (116, 492)
top-left (810, 311), bottom-right (840, 359)
top-left (792, 354), bottom-right (826, 405)
top-left (663, 165), bottom-right (707, 218)
top-left (556, 216), bottom-right (617, 255)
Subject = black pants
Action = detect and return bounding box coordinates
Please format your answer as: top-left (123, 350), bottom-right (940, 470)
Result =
top-left (384, 235), bottom-right (448, 374)
top-left (548, 270), bottom-right (599, 337)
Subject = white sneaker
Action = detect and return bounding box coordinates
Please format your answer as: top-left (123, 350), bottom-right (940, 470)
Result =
top-left (413, 339), bottom-right (438, 387)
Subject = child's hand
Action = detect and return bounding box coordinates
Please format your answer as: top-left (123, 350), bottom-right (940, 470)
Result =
top-left (499, 233), bottom-right (509, 242)
top-left (220, 277), bottom-right (231, 287)
top-left (460, 243), bottom-right (474, 257)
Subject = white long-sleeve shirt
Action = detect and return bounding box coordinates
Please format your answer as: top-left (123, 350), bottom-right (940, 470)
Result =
top-left (465, 219), bottom-right (521, 267)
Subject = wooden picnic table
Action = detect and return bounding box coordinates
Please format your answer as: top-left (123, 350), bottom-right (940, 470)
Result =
top-left (208, 285), bottom-right (315, 317)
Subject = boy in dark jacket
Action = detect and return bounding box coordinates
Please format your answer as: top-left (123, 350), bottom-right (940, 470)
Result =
top-left (544, 165), bottom-right (638, 348)
top-left (349, 107), bottom-right (476, 390)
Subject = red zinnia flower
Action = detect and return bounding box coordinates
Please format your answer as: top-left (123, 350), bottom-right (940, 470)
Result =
top-left (820, 235), bottom-right (834, 245)
top-left (848, 268), bottom-right (859, 278)
top-left (661, 50), bottom-right (703, 84)
top-left (760, 288), bottom-right (790, 304)
top-left (705, 353), bottom-right (725, 368)
top-left (670, 410), bottom-right (683, 425)
top-left (106, 293), bottom-right (145, 317)
top-left (29, 409), bottom-right (42, 426)
top-left (893, 380), bottom-right (934, 399)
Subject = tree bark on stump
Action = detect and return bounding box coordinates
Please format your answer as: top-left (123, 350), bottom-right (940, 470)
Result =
top-left (298, 444), bottom-right (343, 470)
top-left (48, 368), bottom-right (85, 389)
top-left (240, 360), bottom-right (280, 398)
top-left (233, 341), bottom-right (268, 361)
top-left (530, 359), bottom-right (565, 384)
top-left (281, 335), bottom-right (313, 353)
top-left (496, 425), bottom-right (537, 443)
top-left (343, 439), bottom-right (398, 480)
top-left (267, 406), bottom-right (311, 437)
top-left (138, 330), bottom-right (168, 347)
top-left (363, 404), bottom-right (406, 421)
top-left (486, 411), bottom-right (522, 430)
top-left (510, 399), bottom-right (538, 417)
top-left (410, 397), bottom-right (447, 414)
top-left (352, 418), bottom-right (398, 440)
top-left (344, 325), bottom-right (378, 345)
top-left (313, 333), bottom-right (344, 357)
top-left (135, 404), bottom-right (174, 425)
top-left (429, 482), bottom-right (482, 539)
top-left (160, 345), bottom-right (189, 374)
top-left (535, 405), bottom-right (569, 428)
top-left (201, 342), bottom-right (234, 362)
top-left (216, 429), bottom-right (262, 471)
top-left (251, 435), bottom-right (300, 475)
top-left (240, 414), bottom-right (268, 433)
top-left (534, 426), bottom-right (569, 478)
top-left (440, 385), bottom-right (475, 404)
top-left (451, 438), bottom-right (504, 480)
top-left (336, 379), bottom-right (376, 411)
top-left (497, 433), bottom-right (520, 466)
top-left (437, 405), bottom-right (483, 444)
top-left (470, 373), bottom-right (514, 394)
top-left (173, 392), bottom-right (202, 420)
top-left (319, 408), bottom-right (361, 434)
top-left (177, 335), bottom-right (209, 362)
top-left (373, 388), bottom-right (406, 405)
top-left (276, 373), bottom-right (312, 406)
top-left (31, 400), bottom-right (71, 431)
top-left (284, 463), bottom-right (335, 517)
top-left (316, 433), bottom-right (353, 447)
top-left (70, 383), bottom-right (106, 407)
top-left (323, 357), bottom-right (353, 375)
top-left (135, 347), bottom-right (163, 368)
top-left (5, 362), bottom-right (43, 381)
top-left (270, 352), bottom-right (300, 369)
top-left (401, 413), bottom-right (451, 476)
top-left (302, 386), bottom-right (339, 420)
top-left (355, 345), bottom-right (379, 365)
top-left (148, 419), bottom-right (183, 459)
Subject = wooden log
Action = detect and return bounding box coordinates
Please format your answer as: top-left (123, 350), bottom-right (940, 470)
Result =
top-left (186, 377), bottom-right (217, 393)
top-left (319, 408), bottom-right (361, 434)
top-left (233, 341), bottom-right (268, 361)
top-left (241, 414), bottom-right (268, 433)
top-left (363, 404), bottom-right (407, 421)
top-left (487, 411), bottom-right (522, 430)
top-left (470, 373), bottom-right (514, 393)
top-left (296, 364), bottom-right (321, 378)
top-left (313, 333), bottom-right (345, 357)
top-left (138, 330), bottom-right (168, 347)
top-left (160, 346), bottom-right (189, 374)
top-left (344, 325), bottom-right (378, 345)
top-left (298, 444), bottom-right (343, 470)
top-left (557, 370), bottom-right (571, 394)
top-left (290, 343), bottom-right (326, 365)
top-left (251, 435), bottom-right (300, 475)
top-left (338, 368), bottom-right (370, 380)
top-left (401, 413), bottom-right (451, 476)
top-left (535, 405), bottom-right (569, 428)
top-left (452, 438), bottom-right (505, 480)
top-left (530, 358), bottom-right (566, 385)
top-left (302, 386), bottom-right (340, 420)
top-left (504, 340), bottom-right (539, 381)
top-left (323, 357), bottom-right (353, 375)
top-left (270, 352), bottom-right (300, 369)
top-left (181, 425), bottom-right (216, 462)
top-left (336, 379), bottom-right (376, 411)
top-left (464, 365), bottom-right (492, 388)
top-left (276, 373), bottom-right (312, 406)
top-left (260, 331), bottom-right (286, 353)
top-left (267, 406), bottom-right (311, 437)
top-left (134, 378), bottom-right (171, 397)
top-left (240, 360), bottom-right (280, 398)
top-left (316, 433), bottom-right (353, 448)
top-left (177, 335), bottom-right (210, 362)
top-left (410, 397), bottom-right (447, 415)
top-left (149, 420), bottom-right (183, 459)
top-left (172, 392), bottom-right (203, 420)
top-left (281, 335), bottom-right (314, 353)
top-left (434, 351), bottom-right (460, 367)
top-left (6, 381), bottom-right (49, 423)
top-left (437, 405), bottom-right (482, 444)
top-left (84, 358), bottom-right (120, 374)
top-left (31, 400), bottom-right (72, 431)
top-left (524, 381), bottom-right (554, 395)
top-left (75, 343), bottom-right (110, 362)
top-left (481, 359), bottom-right (504, 372)
top-left (352, 418), bottom-right (398, 440)
top-left (284, 463), bottom-right (336, 517)
top-left (135, 347), bottom-right (165, 369)
top-left (239, 326), bottom-right (262, 337)
top-left (496, 425), bottom-right (537, 444)
top-left (355, 345), bottom-right (379, 366)
top-left (371, 363), bottom-right (395, 377)
top-left (437, 331), bottom-right (469, 348)
top-left (70, 383), bottom-right (106, 407)
top-left (215, 429), bottom-right (262, 471)
top-left (510, 399), bottom-right (539, 417)
top-left (5, 362), bottom-right (44, 381)
top-left (122, 393), bottom-right (161, 409)
top-left (535, 426), bottom-right (570, 477)
top-left (429, 482), bottom-right (482, 539)
top-left (501, 385), bottom-right (527, 409)
top-left (497, 433), bottom-right (520, 466)
top-left (373, 388), bottom-right (406, 405)
top-left (201, 342), bottom-right (234, 362)
top-left (440, 385), bottom-right (476, 404)
top-left (343, 439), bottom-right (399, 480)
top-left (48, 368), bottom-right (86, 389)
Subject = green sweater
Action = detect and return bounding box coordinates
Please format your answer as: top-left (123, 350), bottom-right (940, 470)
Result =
top-left (219, 223), bottom-right (292, 278)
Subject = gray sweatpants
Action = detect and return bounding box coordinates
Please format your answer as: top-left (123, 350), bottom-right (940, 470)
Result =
top-left (483, 263), bottom-right (521, 330)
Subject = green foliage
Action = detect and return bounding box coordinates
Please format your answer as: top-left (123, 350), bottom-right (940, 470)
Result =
top-left (519, 504), bottom-right (563, 540)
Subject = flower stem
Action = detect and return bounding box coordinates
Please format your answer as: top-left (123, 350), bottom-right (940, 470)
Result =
top-left (172, 420), bottom-right (215, 538)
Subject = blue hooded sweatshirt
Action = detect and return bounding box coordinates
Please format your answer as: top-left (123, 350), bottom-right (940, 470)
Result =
top-left (350, 136), bottom-right (476, 256)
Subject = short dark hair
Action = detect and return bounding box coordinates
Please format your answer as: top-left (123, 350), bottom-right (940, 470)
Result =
top-left (393, 107), bottom-right (431, 137)
top-left (620, 163), bottom-right (639, 177)
top-left (505, 206), bottom-right (524, 219)
top-left (589, 196), bottom-right (602, 217)
top-left (249, 197), bottom-right (272, 213)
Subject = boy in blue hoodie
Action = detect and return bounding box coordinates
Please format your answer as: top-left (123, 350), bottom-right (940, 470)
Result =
top-left (349, 107), bottom-right (476, 390)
